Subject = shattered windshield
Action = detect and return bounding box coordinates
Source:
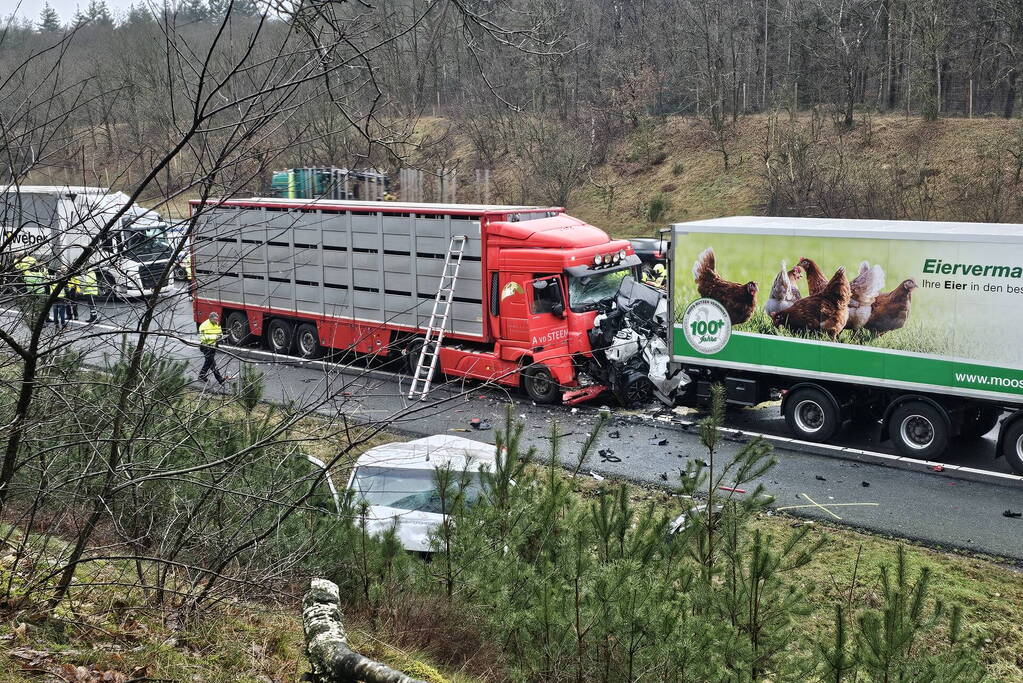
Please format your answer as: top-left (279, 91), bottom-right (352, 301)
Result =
top-left (121, 224), bottom-right (172, 261)
top-left (568, 268), bottom-right (629, 312)
top-left (351, 466), bottom-right (484, 514)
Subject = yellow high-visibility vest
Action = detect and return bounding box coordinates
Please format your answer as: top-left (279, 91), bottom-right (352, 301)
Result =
top-left (79, 270), bottom-right (98, 296)
top-left (23, 269), bottom-right (45, 294)
top-left (198, 319), bottom-right (222, 346)
top-left (15, 256), bottom-right (37, 274)
top-left (50, 279), bottom-right (67, 299)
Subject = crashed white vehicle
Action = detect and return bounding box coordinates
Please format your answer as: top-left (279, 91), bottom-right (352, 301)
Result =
top-left (346, 435), bottom-right (496, 552)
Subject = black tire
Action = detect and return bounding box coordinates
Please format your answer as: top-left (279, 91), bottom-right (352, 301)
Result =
top-left (784, 387), bottom-right (841, 442)
top-left (403, 338), bottom-right (426, 374)
top-left (295, 322), bottom-right (323, 359)
top-left (224, 311), bottom-right (253, 346)
top-left (616, 374), bottom-right (654, 407)
top-left (959, 405), bottom-right (1001, 440)
top-left (1000, 419), bottom-right (1023, 475)
top-left (888, 400), bottom-right (950, 459)
top-left (265, 318), bottom-right (294, 355)
top-left (522, 363), bottom-right (561, 404)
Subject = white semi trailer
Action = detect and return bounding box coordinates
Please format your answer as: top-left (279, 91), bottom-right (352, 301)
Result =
top-left (0, 186), bottom-right (177, 297)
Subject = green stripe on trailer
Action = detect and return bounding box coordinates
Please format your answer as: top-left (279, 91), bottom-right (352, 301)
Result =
top-left (672, 328), bottom-right (1023, 399)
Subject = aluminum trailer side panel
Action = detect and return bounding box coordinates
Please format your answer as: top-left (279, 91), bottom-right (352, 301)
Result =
top-left (669, 219), bottom-right (1023, 404)
top-left (194, 205), bottom-right (486, 339)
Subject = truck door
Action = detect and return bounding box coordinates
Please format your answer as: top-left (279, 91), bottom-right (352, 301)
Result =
top-left (526, 276), bottom-right (569, 350)
top-left (498, 273), bottom-right (531, 344)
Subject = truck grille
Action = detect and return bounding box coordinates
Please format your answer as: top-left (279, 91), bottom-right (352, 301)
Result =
top-left (138, 261), bottom-right (170, 290)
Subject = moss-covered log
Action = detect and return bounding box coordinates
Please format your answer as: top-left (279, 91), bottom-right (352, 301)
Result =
top-left (302, 578), bottom-right (427, 683)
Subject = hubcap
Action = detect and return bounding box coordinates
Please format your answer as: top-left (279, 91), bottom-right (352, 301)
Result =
top-left (794, 400), bottom-right (825, 433)
top-left (272, 327), bottom-right (287, 350)
top-left (900, 415), bottom-right (935, 450)
top-left (301, 332), bottom-right (316, 354)
top-left (230, 320), bottom-right (244, 341)
top-left (531, 370), bottom-right (553, 395)
top-left (1016, 434), bottom-right (1023, 461)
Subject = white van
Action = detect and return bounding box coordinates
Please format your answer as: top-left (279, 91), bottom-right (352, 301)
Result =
top-left (1, 186), bottom-right (176, 297)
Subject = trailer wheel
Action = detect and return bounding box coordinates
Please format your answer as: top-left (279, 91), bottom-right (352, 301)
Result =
top-left (888, 401), bottom-right (950, 459)
top-left (784, 387), bottom-right (840, 442)
top-left (295, 323), bottom-right (323, 359)
top-left (266, 319), bottom-right (294, 355)
top-left (523, 364), bottom-right (560, 404)
top-left (224, 311), bottom-right (253, 346)
top-left (403, 339), bottom-right (426, 375)
top-left (958, 406), bottom-right (1001, 440)
top-left (1000, 420), bottom-right (1023, 475)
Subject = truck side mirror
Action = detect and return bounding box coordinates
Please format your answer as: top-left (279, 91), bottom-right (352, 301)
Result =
top-left (551, 301), bottom-right (565, 318)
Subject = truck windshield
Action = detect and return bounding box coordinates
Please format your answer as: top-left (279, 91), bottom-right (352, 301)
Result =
top-left (121, 225), bottom-right (172, 261)
top-left (568, 269), bottom-right (629, 311)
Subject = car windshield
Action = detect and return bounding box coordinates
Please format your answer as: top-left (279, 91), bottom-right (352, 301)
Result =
top-left (568, 268), bottom-right (629, 311)
top-left (351, 466), bottom-right (485, 514)
top-left (121, 224), bottom-right (172, 261)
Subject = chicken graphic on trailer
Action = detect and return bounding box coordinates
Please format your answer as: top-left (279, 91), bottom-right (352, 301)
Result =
top-left (668, 216), bottom-right (1023, 474)
top-left (190, 199), bottom-right (666, 405)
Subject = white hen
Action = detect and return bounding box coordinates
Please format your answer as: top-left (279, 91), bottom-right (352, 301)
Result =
top-left (845, 261), bottom-right (886, 330)
top-left (764, 261), bottom-right (803, 316)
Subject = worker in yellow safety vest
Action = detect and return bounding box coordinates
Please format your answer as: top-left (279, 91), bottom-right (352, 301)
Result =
top-left (643, 263), bottom-right (667, 289)
top-left (21, 259), bottom-right (46, 295)
top-left (14, 254), bottom-right (37, 282)
top-left (197, 312), bottom-right (231, 384)
top-left (71, 269), bottom-right (100, 322)
top-left (50, 272), bottom-right (71, 329)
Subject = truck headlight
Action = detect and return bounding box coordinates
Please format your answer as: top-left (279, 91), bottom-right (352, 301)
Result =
top-left (593, 255), bottom-right (602, 266)
top-left (619, 249), bottom-right (627, 260)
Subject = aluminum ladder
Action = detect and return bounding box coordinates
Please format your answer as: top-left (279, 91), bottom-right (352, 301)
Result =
top-left (407, 235), bottom-right (468, 400)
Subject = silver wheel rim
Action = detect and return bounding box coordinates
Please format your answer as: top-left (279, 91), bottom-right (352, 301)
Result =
top-left (530, 369), bottom-right (553, 396)
top-left (900, 415), bottom-right (935, 450)
top-left (300, 331), bottom-right (316, 355)
top-left (1016, 433), bottom-right (1023, 461)
top-left (230, 320), bottom-right (244, 342)
top-left (794, 400), bottom-right (825, 434)
top-left (271, 326), bottom-right (287, 350)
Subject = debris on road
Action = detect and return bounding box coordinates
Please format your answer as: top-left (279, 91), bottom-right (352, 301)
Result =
top-left (608, 430), bottom-right (621, 439)
top-left (659, 472), bottom-right (668, 481)
top-left (598, 449), bottom-right (621, 463)
top-left (1003, 510), bottom-right (1022, 519)
top-left (861, 481), bottom-right (870, 487)
top-left (930, 465), bottom-right (945, 472)
top-left (815, 475), bottom-right (827, 481)
top-left (470, 418), bottom-right (491, 431)
top-left (590, 471), bottom-right (605, 481)
top-left (718, 486), bottom-right (747, 494)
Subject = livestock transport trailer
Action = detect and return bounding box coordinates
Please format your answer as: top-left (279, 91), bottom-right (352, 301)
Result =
top-left (668, 216), bottom-right (1023, 473)
top-left (190, 198), bottom-right (640, 403)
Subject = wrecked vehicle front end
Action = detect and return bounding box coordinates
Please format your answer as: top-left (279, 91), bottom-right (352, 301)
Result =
top-left (578, 276), bottom-right (690, 407)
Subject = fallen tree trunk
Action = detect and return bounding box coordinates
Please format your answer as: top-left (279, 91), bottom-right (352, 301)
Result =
top-left (303, 578), bottom-right (428, 683)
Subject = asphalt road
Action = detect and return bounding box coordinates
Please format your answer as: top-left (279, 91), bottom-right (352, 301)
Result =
top-left (9, 288), bottom-right (1023, 562)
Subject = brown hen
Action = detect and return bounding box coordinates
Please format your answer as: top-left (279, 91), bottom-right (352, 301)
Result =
top-left (770, 266), bottom-right (851, 339)
top-left (692, 247), bottom-right (758, 324)
top-left (864, 279), bottom-right (917, 335)
top-left (797, 257), bottom-right (829, 295)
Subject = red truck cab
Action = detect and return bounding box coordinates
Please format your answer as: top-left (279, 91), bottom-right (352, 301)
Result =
top-left (190, 199), bottom-right (638, 403)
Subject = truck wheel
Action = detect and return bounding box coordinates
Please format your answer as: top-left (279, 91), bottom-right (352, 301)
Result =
top-left (616, 375), bottom-right (654, 407)
top-left (888, 401), bottom-right (949, 459)
top-left (958, 406), bottom-right (1001, 439)
top-left (523, 364), bottom-right (561, 404)
top-left (224, 311), bottom-right (253, 346)
top-left (266, 319), bottom-right (294, 355)
top-left (403, 339), bottom-right (423, 374)
top-left (295, 323), bottom-right (323, 359)
top-left (1000, 420), bottom-right (1023, 475)
top-left (784, 387), bottom-right (840, 442)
